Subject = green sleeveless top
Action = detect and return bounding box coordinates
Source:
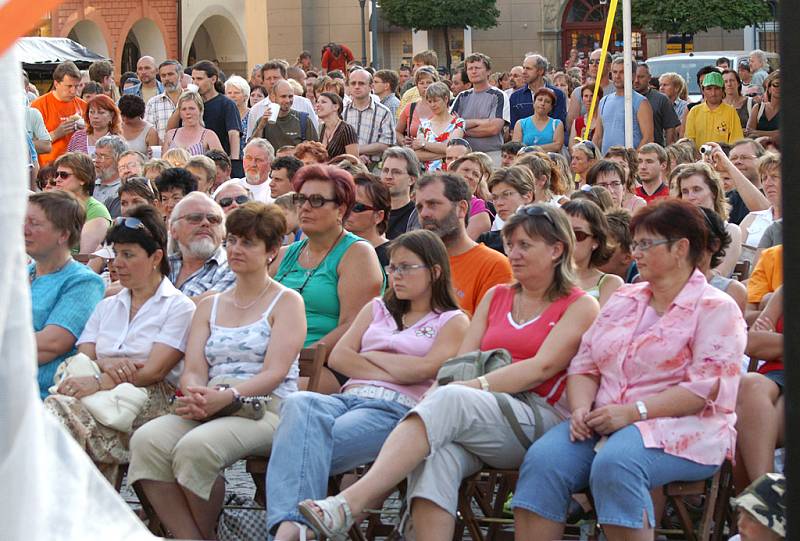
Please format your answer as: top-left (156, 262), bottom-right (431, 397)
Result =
top-left (275, 231), bottom-right (362, 347)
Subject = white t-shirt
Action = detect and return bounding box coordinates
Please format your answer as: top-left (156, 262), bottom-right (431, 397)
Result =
top-left (233, 177), bottom-right (272, 203)
top-left (77, 277), bottom-right (196, 385)
top-left (246, 94), bottom-right (319, 140)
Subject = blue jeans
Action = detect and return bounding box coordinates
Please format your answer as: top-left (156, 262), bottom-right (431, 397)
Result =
top-left (265, 391), bottom-right (410, 535)
top-left (512, 422), bottom-right (720, 528)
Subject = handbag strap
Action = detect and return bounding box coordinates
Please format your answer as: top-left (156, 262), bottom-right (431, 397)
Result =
top-left (492, 392), bottom-right (542, 449)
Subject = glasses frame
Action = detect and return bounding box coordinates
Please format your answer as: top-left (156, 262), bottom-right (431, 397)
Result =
top-left (292, 193), bottom-right (338, 209)
top-left (218, 194), bottom-right (250, 208)
top-left (630, 238), bottom-right (677, 252)
top-left (384, 263), bottom-right (428, 277)
top-left (573, 229), bottom-right (593, 242)
top-left (351, 202), bottom-right (377, 213)
top-left (515, 204), bottom-right (556, 226)
top-left (174, 212), bottom-right (224, 225)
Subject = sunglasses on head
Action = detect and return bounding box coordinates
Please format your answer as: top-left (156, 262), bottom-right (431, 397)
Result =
top-left (515, 204), bottom-right (555, 226)
top-left (113, 216), bottom-right (149, 234)
top-left (351, 202), bottom-right (376, 213)
top-left (218, 194), bottom-right (249, 208)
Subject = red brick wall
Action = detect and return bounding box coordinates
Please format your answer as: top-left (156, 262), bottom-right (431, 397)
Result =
top-left (51, 0), bottom-right (177, 72)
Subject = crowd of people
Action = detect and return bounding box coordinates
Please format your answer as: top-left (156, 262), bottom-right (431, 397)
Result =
top-left (23, 41), bottom-right (785, 541)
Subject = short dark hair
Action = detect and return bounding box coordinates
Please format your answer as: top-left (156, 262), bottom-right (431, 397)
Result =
top-left (81, 81), bottom-right (103, 99)
top-left (374, 69), bottom-right (399, 92)
top-left (106, 205), bottom-right (170, 276)
top-left (272, 156), bottom-right (304, 181)
top-left (192, 60), bottom-right (225, 93)
top-left (417, 173), bottom-right (470, 205)
top-left (88, 60), bottom-right (113, 82)
top-left (53, 61), bottom-right (80, 82)
top-left (225, 202), bottom-right (287, 252)
top-left (29, 191), bottom-right (85, 248)
top-left (353, 173), bottom-right (391, 235)
top-left (465, 52), bottom-right (491, 71)
top-left (319, 91), bottom-right (344, 115)
top-left (698, 207), bottom-right (731, 269)
top-left (716, 56), bottom-right (731, 67)
top-left (585, 159), bottom-right (626, 187)
top-left (604, 209), bottom-right (632, 254)
top-left (119, 177), bottom-right (158, 203)
top-left (53, 152), bottom-right (96, 196)
top-left (630, 199), bottom-right (708, 268)
top-left (561, 199), bottom-right (614, 267)
top-left (262, 60), bottom-right (288, 79)
top-left (118, 94), bottom-right (146, 119)
top-left (155, 167), bottom-right (198, 197)
top-left (205, 149), bottom-right (231, 172)
top-left (501, 141), bottom-right (524, 155)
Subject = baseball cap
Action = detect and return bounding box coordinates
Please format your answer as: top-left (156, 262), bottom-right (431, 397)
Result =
top-left (702, 72), bottom-right (724, 88)
top-left (732, 473), bottom-right (786, 538)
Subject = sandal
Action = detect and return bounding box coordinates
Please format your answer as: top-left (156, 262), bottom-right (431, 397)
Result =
top-left (298, 495), bottom-right (354, 541)
top-left (292, 521), bottom-right (312, 541)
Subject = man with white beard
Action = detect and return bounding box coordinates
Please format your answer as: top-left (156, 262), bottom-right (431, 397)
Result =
top-left (167, 192), bottom-right (236, 298)
top-left (234, 138), bottom-right (275, 203)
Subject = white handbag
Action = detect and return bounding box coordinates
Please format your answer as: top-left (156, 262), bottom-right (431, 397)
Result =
top-left (50, 353), bottom-right (149, 433)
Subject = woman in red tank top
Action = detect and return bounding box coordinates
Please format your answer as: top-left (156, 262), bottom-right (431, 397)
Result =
top-left (297, 204), bottom-right (599, 539)
top-left (735, 285), bottom-right (784, 489)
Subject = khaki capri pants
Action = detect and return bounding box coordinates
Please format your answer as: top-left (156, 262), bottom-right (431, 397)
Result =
top-left (406, 384), bottom-right (565, 515)
top-left (128, 393), bottom-right (282, 500)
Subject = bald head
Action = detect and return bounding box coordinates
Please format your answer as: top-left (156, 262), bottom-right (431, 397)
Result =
top-left (137, 56), bottom-right (157, 85)
top-left (274, 80), bottom-right (295, 114)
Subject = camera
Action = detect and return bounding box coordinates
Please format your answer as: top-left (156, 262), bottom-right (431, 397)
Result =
top-left (699, 144), bottom-right (712, 154)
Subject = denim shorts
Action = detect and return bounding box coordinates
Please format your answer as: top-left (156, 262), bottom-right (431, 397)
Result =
top-left (512, 422), bottom-right (720, 528)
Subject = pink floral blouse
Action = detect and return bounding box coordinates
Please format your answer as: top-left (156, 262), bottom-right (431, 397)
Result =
top-left (568, 269), bottom-right (746, 465)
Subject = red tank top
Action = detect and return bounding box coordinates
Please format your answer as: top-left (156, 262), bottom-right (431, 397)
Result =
top-left (757, 314), bottom-right (783, 375)
top-left (480, 285), bottom-right (586, 405)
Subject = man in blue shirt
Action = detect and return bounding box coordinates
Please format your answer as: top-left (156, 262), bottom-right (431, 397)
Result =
top-left (122, 56), bottom-right (164, 102)
top-left (509, 54), bottom-right (567, 129)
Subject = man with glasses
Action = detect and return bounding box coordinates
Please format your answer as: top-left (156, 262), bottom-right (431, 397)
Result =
top-left (93, 135), bottom-right (128, 218)
top-left (380, 147), bottom-right (422, 239)
top-left (415, 173), bottom-right (511, 315)
top-left (167, 192), bottom-right (235, 299)
top-left (726, 139), bottom-right (770, 223)
top-left (117, 150), bottom-right (146, 181)
top-left (343, 69), bottom-right (395, 167)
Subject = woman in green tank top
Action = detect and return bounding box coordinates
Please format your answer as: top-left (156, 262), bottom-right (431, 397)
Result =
top-left (272, 165), bottom-right (384, 394)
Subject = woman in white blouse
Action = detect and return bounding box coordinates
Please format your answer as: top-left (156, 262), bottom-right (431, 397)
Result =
top-left (45, 205), bottom-right (196, 486)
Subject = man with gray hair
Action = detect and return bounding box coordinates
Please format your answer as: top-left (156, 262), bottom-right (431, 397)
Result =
top-left (145, 60), bottom-right (183, 142)
top-left (168, 192), bottom-right (236, 299)
top-left (235, 138), bottom-right (275, 203)
top-left (748, 49), bottom-right (770, 92)
top-left (380, 147), bottom-right (421, 239)
top-left (93, 134), bottom-right (128, 217)
top-left (509, 54), bottom-right (567, 129)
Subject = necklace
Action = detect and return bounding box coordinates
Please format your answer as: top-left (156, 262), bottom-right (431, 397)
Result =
top-left (512, 291), bottom-right (547, 325)
top-left (302, 229), bottom-right (344, 267)
top-left (322, 119), bottom-right (340, 146)
top-left (233, 280), bottom-right (273, 310)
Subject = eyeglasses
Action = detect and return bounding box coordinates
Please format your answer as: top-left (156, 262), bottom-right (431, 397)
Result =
top-left (55, 170), bottom-right (72, 179)
top-left (218, 194), bottom-right (249, 208)
top-left (292, 193), bottom-right (338, 208)
top-left (174, 212), bottom-right (223, 225)
top-left (352, 202), bottom-right (377, 213)
top-left (515, 204), bottom-right (555, 226)
top-left (630, 238), bottom-right (676, 252)
top-left (385, 263), bottom-right (428, 277)
top-left (491, 190), bottom-right (520, 202)
top-left (595, 181), bottom-right (623, 189)
top-left (573, 229), bottom-right (593, 242)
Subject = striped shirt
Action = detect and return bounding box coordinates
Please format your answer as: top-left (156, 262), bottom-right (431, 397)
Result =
top-left (168, 246), bottom-right (236, 298)
top-left (144, 92), bottom-right (178, 143)
top-left (342, 100), bottom-right (396, 161)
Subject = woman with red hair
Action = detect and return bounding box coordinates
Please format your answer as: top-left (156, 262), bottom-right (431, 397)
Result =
top-left (67, 94), bottom-right (121, 156)
top-left (271, 165), bottom-right (384, 394)
top-left (294, 141), bottom-right (330, 166)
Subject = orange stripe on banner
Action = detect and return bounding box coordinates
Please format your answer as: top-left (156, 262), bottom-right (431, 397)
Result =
top-left (0, 0), bottom-right (66, 58)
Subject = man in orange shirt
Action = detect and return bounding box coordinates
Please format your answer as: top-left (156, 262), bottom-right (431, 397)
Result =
top-left (746, 244), bottom-right (782, 321)
top-left (415, 173), bottom-right (512, 315)
top-left (31, 61), bottom-right (87, 166)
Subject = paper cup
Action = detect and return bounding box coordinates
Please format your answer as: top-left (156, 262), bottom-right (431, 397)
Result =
top-left (268, 102), bottom-right (280, 123)
top-left (151, 145), bottom-right (162, 159)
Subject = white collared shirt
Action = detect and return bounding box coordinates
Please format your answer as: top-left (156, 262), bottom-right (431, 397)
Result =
top-left (246, 94), bottom-right (319, 140)
top-left (77, 277), bottom-right (196, 370)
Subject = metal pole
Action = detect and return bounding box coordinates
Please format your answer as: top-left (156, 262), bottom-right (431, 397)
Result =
top-left (359, 0), bottom-right (367, 66)
top-left (370, 0), bottom-right (379, 69)
top-left (622, 0), bottom-right (633, 147)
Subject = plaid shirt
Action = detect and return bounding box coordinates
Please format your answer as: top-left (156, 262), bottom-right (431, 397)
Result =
top-left (342, 100), bottom-right (395, 161)
top-left (145, 92), bottom-right (178, 143)
top-left (168, 246), bottom-right (236, 298)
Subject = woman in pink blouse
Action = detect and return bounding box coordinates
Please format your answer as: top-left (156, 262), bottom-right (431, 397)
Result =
top-left (512, 199), bottom-right (747, 541)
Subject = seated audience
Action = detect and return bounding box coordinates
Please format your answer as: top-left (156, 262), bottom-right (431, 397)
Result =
top-left (295, 141), bottom-right (330, 166)
top-left (143, 158), bottom-right (171, 183)
top-left (514, 153), bottom-right (570, 206)
top-left (163, 147), bottom-right (191, 168)
top-left (672, 162), bottom-right (742, 278)
top-left (44, 205), bottom-right (196, 486)
top-left (271, 165), bottom-right (384, 394)
top-left (735, 287), bottom-right (784, 489)
top-left (274, 192), bottom-right (303, 245)
top-left (269, 155), bottom-right (304, 198)
top-left (129, 203), bottom-right (305, 540)
top-left (344, 174), bottom-right (392, 267)
top-left (53, 152), bottom-right (111, 254)
top-left (562, 199), bottom-right (623, 305)
top-left (449, 153), bottom-right (494, 240)
top-left (731, 473), bottom-right (786, 541)
top-left (27, 191), bottom-right (105, 398)
top-left (570, 141), bottom-right (600, 186)
top-left (119, 177), bottom-right (158, 216)
top-left (587, 158), bottom-right (646, 214)
top-left (512, 88), bottom-right (564, 152)
top-left (67, 94), bottom-right (121, 155)
top-left (444, 137), bottom-right (472, 169)
top-left (118, 150), bottom-right (147, 181)
top-left (480, 166), bottom-right (535, 254)
top-left (511, 199), bottom-right (746, 541)
top-left (599, 209), bottom-right (637, 283)
top-left (570, 185), bottom-right (614, 212)
top-left (501, 142), bottom-right (524, 167)
top-left (746, 244), bottom-right (782, 318)
top-left (155, 167), bottom-right (198, 219)
top-left (267, 230), bottom-right (469, 540)
top-left (185, 155), bottom-right (217, 194)
top-left (698, 207), bottom-right (747, 313)
top-left (298, 203), bottom-right (599, 540)
top-left (740, 152), bottom-right (781, 249)
top-left (212, 180), bottom-right (252, 215)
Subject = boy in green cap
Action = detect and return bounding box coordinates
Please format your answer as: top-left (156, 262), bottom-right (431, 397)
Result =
top-left (685, 70), bottom-right (744, 147)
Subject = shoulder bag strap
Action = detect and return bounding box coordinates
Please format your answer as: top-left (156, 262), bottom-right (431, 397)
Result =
top-left (493, 392), bottom-right (539, 449)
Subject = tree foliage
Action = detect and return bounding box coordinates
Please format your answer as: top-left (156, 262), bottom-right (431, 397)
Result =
top-left (623, 0), bottom-right (773, 35)
top-left (379, 0), bottom-right (501, 33)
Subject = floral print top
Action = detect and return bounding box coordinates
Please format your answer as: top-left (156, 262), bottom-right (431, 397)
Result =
top-left (568, 269), bottom-right (747, 465)
top-left (418, 114), bottom-right (465, 171)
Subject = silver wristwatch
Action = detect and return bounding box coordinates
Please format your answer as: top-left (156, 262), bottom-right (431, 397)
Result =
top-left (635, 400), bottom-right (648, 420)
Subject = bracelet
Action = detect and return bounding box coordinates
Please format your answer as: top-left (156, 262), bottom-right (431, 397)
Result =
top-left (93, 373), bottom-right (102, 391)
top-left (477, 376), bottom-right (490, 392)
top-left (228, 387), bottom-right (242, 403)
